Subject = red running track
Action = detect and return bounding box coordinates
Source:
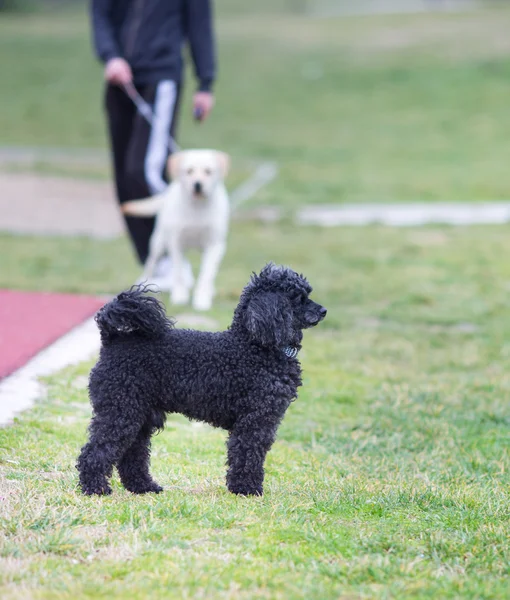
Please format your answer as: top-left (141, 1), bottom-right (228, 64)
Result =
top-left (0, 290), bottom-right (104, 380)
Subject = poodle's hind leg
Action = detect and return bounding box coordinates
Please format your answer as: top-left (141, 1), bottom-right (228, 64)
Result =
top-left (117, 423), bottom-right (163, 494)
top-left (226, 417), bottom-right (278, 496)
top-left (76, 411), bottom-right (143, 496)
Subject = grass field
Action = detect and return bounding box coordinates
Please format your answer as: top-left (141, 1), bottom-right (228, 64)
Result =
top-left (1, 223), bottom-right (510, 599)
top-left (2, 2), bottom-right (510, 599)
top-left (2, 2), bottom-right (510, 203)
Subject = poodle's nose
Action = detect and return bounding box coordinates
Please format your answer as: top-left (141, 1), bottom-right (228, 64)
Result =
top-left (319, 306), bottom-right (327, 318)
top-left (194, 181), bottom-right (203, 194)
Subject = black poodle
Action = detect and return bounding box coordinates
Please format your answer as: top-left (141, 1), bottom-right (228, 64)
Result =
top-left (77, 263), bottom-right (327, 497)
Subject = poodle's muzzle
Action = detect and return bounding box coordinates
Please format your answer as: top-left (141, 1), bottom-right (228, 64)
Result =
top-left (304, 302), bottom-right (327, 327)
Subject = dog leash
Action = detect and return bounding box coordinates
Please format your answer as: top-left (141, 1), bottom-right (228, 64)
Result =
top-left (123, 82), bottom-right (181, 154)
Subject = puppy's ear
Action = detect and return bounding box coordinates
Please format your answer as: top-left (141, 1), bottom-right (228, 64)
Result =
top-left (244, 292), bottom-right (292, 347)
top-left (216, 152), bottom-right (230, 178)
top-left (168, 152), bottom-right (183, 180)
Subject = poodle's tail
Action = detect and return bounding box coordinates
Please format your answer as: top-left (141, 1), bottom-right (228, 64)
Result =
top-left (95, 285), bottom-right (174, 343)
top-left (121, 194), bottom-right (165, 217)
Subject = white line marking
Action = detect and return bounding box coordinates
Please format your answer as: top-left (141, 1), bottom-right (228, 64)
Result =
top-left (0, 317), bottom-right (100, 428)
top-left (297, 202), bottom-right (510, 227)
top-left (230, 162), bottom-right (278, 210)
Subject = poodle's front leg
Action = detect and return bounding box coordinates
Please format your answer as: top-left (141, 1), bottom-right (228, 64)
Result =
top-left (226, 418), bottom-right (278, 496)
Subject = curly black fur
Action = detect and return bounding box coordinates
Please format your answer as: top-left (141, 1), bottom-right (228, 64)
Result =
top-left (95, 285), bottom-right (174, 343)
top-left (76, 263), bottom-right (326, 497)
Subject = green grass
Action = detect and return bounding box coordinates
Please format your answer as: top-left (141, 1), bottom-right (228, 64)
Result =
top-left (1, 223), bottom-right (510, 599)
top-left (0, 233), bottom-right (139, 295)
top-left (1, 2), bottom-right (510, 597)
top-left (2, 3), bottom-right (510, 203)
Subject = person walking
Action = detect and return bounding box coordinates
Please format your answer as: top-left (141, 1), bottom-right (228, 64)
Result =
top-left (91, 0), bottom-right (216, 279)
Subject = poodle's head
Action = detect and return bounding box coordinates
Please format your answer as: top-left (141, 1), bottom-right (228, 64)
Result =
top-left (232, 263), bottom-right (327, 350)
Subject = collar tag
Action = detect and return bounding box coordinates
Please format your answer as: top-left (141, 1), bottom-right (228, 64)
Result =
top-left (283, 346), bottom-right (299, 359)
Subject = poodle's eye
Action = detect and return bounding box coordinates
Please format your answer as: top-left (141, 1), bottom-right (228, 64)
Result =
top-left (204, 168), bottom-right (212, 176)
top-left (187, 168), bottom-right (194, 175)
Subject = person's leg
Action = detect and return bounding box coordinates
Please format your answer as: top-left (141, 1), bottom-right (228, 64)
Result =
top-left (105, 84), bottom-right (158, 265)
top-left (123, 80), bottom-right (181, 264)
top-left (104, 84), bottom-right (140, 254)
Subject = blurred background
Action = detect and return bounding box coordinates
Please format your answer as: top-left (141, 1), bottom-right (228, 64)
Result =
top-left (1, 0), bottom-right (510, 294)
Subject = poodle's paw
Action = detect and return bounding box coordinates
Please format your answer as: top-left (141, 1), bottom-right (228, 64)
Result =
top-left (171, 286), bottom-right (190, 306)
top-left (192, 287), bottom-right (213, 311)
top-left (227, 483), bottom-right (263, 497)
top-left (127, 481), bottom-right (164, 495)
top-left (81, 482), bottom-right (112, 496)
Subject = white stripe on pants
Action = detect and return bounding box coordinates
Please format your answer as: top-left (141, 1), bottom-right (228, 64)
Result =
top-left (144, 80), bottom-right (177, 194)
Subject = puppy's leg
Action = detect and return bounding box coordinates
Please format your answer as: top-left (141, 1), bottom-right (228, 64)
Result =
top-left (117, 424), bottom-right (163, 494)
top-left (140, 228), bottom-right (165, 283)
top-left (192, 241), bottom-right (226, 311)
top-left (76, 412), bottom-right (143, 496)
top-left (169, 236), bottom-right (191, 306)
top-left (181, 257), bottom-right (195, 289)
top-left (226, 417), bottom-right (278, 496)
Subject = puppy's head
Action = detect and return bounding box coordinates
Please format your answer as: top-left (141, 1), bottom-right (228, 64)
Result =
top-left (234, 263), bottom-right (327, 349)
top-left (168, 149), bottom-right (230, 200)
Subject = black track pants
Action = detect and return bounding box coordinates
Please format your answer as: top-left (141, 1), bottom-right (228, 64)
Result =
top-left (105, 81), bottom-right (181, 264)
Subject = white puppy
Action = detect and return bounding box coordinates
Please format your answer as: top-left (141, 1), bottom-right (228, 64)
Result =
top-left (122, 149), bottom-right (230, 311)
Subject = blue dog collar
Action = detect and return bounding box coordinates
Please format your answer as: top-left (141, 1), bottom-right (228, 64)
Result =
top-left (282, 346), bottom-right (299, 359)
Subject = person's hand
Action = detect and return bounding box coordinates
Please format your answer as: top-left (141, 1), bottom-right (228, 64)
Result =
top-left (193, 92), bottom-right (215, 122)
top-left (105, 58), bottom-right (133, 85)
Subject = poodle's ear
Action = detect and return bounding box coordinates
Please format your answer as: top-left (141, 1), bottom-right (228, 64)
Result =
top-left (168, 152), bottom-right (183, 180)
top-left (244, 291), bottom-right (293, 347)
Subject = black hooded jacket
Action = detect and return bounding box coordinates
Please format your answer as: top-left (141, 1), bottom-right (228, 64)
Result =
top-left (91, 0), bottom-right (216, 91)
